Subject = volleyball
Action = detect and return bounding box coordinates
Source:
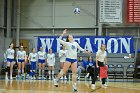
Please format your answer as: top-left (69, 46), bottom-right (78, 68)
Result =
top-left (74, 7), bottom-right (80, 14)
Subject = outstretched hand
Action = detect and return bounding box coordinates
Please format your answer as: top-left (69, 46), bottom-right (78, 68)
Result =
top-left (62, 29), bottom-right (67, 35)
top-left (84, 50), bottom-right (92, 55)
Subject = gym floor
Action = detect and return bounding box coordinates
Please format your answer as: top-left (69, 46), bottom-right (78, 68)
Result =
top-left (0, 80), bottom-right (139, 93)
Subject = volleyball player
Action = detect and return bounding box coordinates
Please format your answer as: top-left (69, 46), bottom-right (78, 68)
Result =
top-left (28, 48), bottom-right (38, 80)
top-left (54, 29), bottom-right (90, 91)
top-left (91, 44), bottom-right (108, 89)
top-left (16, 46), bottom-right (26, 79)
top-left (4, 43), bottom-right (15, 80)
top-left (59, 45), bottom-right (67, 80)
top-left (47, 49), bottom-right (55, 80)
top-left (37, 47), bottom-right (47, 80)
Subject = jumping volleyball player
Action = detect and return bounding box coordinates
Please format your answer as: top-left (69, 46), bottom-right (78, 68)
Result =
top-left (4, 43), bottom-right (15, 80)
top-left (37, 47), bottom-right (47, 80)
top-left (28, 48), bottom-right (38, 80)
top-left (47, 49), bottom-right (55, 80)
top-left (54, 29), bottom-right (91, 91)
top-left (16, 46), bottom-right (26, 79)
top-left (59, 45), bottom-right (67, 80)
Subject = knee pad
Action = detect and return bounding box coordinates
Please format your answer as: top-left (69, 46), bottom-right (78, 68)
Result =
top-left (60, 69), bottom-right (64, 75)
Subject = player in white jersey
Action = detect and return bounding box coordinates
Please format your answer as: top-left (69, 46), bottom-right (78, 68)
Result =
top-left (54, 29), bottom-right (91, 91)
top-left (47, 49), bottom-right (55, 80)
top-left (37, 47), bottom-right (47, 80)
top-left (28, 48), bottom-right (38, 80)
top-left (59, 45), bottom-right (67, 80)
top-left (16, 46), bottom-right (26, 79)
top-left (4, 43), bottom-right (15, 80)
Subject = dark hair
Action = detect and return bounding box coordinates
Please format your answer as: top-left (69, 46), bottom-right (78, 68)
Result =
top-left (49, 48), bottom-right (52, 53)
top-left (88, 56), bottom-right (93, 62)
top-left (19, 46), bottom-right (24, 50)
top-left (32, 48), bottom-right (35, 52)
top-left (9, 42), bottom-right (14, 48)
top-left (66, 35), bottom-right (69, 42)
top-left (78, 56), bottom-right (83, 62)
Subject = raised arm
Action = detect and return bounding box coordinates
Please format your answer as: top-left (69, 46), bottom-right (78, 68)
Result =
top-left (58, 29), bottom-right (68, 46)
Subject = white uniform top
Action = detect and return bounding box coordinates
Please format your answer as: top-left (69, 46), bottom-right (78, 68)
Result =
top-left (29, 53), bottom-right (38, 62)
top-left (37, 51), bottom-right (46, 60)
top-left (17, 51), bottom-right (26, 60)
top-left (96, 49), bottom-right (107, 62)
top-left (59, 50), bottom-right (67, 62)
top-left (5, 48), bottom-right (15, 59)
top-left (59, 39), bottom-right (84, 59)
top-left (47, 53), bottom-right (55, 64)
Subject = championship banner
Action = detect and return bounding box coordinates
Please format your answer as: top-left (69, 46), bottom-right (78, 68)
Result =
top-left (37, 36), bottom-right (134, 53)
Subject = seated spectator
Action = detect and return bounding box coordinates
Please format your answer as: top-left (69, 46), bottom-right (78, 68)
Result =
top-left (86, 56), bottom-right (95, 79)
top-left (77, 57), bottom-right (87, 80)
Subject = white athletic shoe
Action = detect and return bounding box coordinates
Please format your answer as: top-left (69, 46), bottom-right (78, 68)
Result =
top-left (91, 84), bottom-right (96, 90)
top-left (101, 84), bottom-right (108, 88)
top-left (5, 77), bottom-right (9, 80)
top-left (86, 73), bottom-right (89, 78)
top-left (64, 76), bottom-right (67, 80)
top-left (42, 77), bottom-right (46, 80)
top-left (54, 78), bottom-right (59, 87)
top-left (10, 77), bottom-right (13, 80)
top-left (33, 76), bottom-right (36, 80)
top-left (48, 76), bottom-right (51, 80)
top-left (38, 77), bottom-right (41, 80)
top-left (60, 77), bottom-right (63, 80)
top-left (77, 76), bottom-right (80, 80)
top-left (72, 83), bottom-right (77, 92)
top-left (103, 84), bottom-right (108, 87)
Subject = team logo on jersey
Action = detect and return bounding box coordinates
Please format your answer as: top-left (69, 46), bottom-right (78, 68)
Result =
top-left (71, 45), bottom-right (76, 50)
top-left (33, 57), bottom-right (36, 59)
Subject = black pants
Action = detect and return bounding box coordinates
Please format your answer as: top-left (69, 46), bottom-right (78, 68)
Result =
top-left (92, 61), bottom-right (106, 84)
top-left (87, 66), bottom-right (94, 79)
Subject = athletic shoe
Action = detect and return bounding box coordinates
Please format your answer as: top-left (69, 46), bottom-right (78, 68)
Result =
top-left (77, 76), bottom-right (80, 80)
top-left (5, 77), bottom-right (9, 80)
top-left (103, 84), bottom-right (108, 87)
top-left (48, 77), bottom-right (51, 80)
top-left (91, 84), bottom-right (96, 90)
top-left (72, 83), bottom-right (77, 92)
top-left (54, 78), bottom-right (59, 87)
top-left (17, 76), bottom-right (21, 80)
top-left (10, 77), bottom-right (13, 80)
top-left (42, 77), bottom-right (46, 80)
top-left (33, 76), bottom-right (36, 80)
top-left (60, 77), bottom-right (63, 80)
top-left (21, 75), bottom-right (25, 80)
top-left (64, 76), bottom-right (67, 80)
top-left (85, 73), bottom-right (89, 78)
top-left (38, 77), bottom-right (42, 80)
top-left (101, 84), bottom-right (108, 88)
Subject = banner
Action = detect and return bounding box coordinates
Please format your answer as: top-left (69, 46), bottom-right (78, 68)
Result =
top-left (37, 36), bottom-right (134, 53)
top-left (127, 0), bottom-right (140, 23)
top-left (99, 0), bottom-right (122, 23)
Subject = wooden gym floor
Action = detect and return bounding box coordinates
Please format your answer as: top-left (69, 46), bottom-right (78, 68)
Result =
top-left (0, 80), bottom-right (140, 93)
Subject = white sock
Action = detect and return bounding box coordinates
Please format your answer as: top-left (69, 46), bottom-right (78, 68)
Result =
top-left (39, 69), bottom-right (41, 76)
